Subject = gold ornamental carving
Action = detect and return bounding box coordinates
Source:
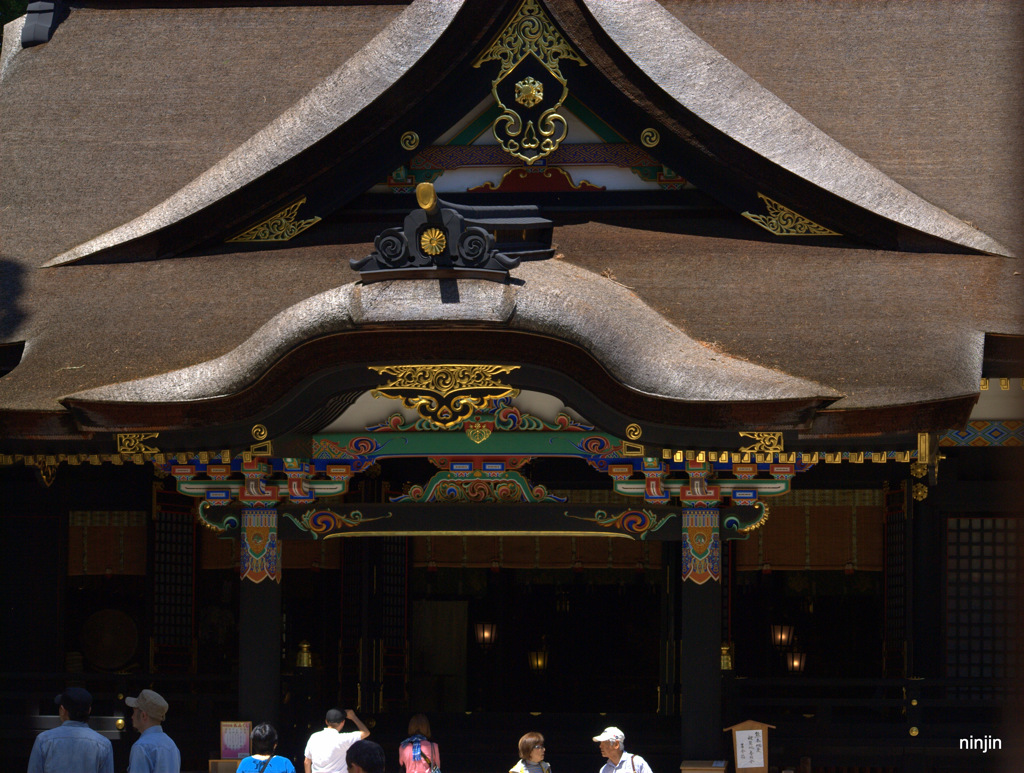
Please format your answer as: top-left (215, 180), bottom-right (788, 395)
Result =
top-left (370, 364), bottom-right (520, 429)
top-left (227, 197), bottom-right (322, 243)
top-left (738, 431), bottom-right (784, 454)
top-left (625, 423), bottom-right (643, 441)
top-left (465, 423), bottom-right (493, 444)
top-left (116, 433), bottom-right (160, 454)
top-left (401, 131), bottom-right (420, 151)
top-left (515, 76), bottom-right (544, 107)
top-left (741, 193), bottom-right (840, 237)
top-left (736, 502), bottom-right (770, 533)
top-left (36, 462), bottom-right (59, 487)
top-left (472, 0), bottom-right (586, 165)
top-left (640, 128), bottom-right (660, 148)
top-left (420, 228), bottom-right (447, 256)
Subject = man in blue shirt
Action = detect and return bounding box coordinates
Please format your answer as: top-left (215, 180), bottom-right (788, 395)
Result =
top-left (125, 689), bottom-right (181, 773)
top-left (28, 687), bottom-right (114, 773)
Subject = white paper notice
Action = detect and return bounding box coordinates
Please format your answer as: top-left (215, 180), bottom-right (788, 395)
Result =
top-left (735, 729), bottom-right (765, 768)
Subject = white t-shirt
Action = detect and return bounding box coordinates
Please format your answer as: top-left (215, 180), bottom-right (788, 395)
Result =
top-left (304, 728), bottom-right (364, 773)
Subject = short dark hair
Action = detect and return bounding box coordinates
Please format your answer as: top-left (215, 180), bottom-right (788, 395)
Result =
top-left (347, 739), bottom-right (385, 773)
top-left (57, 688), bottom-right (92, 723)
top-left (250, 723), bottom-right (278, 755)
top-left (325, 708), bottom-right (345, 725)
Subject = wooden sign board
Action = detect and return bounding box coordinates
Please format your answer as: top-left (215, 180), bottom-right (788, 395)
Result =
top-left (723, 720), bottom-right (775, 773)
top-left (220, 721), bottom-right (251, 760)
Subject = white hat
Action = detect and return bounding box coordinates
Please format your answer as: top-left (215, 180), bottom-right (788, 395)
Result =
top-left (593, 727), bottom-right (624, 743)
top-left (125, 689), bottom-right (168, 722)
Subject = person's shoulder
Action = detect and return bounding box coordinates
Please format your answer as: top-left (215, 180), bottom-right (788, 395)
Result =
top-left (273, 756), bottom-right (297, 773)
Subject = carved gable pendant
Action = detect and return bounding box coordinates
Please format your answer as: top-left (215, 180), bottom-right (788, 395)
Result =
top-left (473, 0), bottom-right (586, 165)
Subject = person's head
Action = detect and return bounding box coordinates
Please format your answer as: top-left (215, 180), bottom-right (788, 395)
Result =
top-left (593, 727), bottom-right (625, 761)
top-left (250, 723), bottom-right (279, 755)
top-left (56, 687), bottom-right (92, 723)
top-left (408, 714), bottom-right (431, 738)
top-left (347, 739), bottom-right (386, 773)
top-left (518, 732), bottom-right (545, 763)
top-left (126, 689), bottom-right (168, 733)
top-left (325, 708), bottom-right (345, 728)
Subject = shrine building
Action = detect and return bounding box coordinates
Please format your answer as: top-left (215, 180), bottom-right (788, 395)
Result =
top-left (1, 1), bottom-right (1022, 771)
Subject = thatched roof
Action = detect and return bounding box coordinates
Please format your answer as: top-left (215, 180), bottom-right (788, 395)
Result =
top-left (0, 0), bottom-right (1020, 452)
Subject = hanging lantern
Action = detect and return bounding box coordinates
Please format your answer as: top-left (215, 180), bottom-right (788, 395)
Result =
top-left (720, 642), bottom-right (735, 671)
top-left (475, 622), bottom-right (496, 648)
top-left (528, 647), bottom-right (549, 672)
top-left (786, 650), bottom-right (806, 673)
top-left (771, 623), bottom-right (794, 648)
top-left (296, 640), bottom-right (313, 668)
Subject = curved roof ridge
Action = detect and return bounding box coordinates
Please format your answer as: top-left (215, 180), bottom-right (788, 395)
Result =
top-left (43, 0), bottom-right (467, 268)
top-left (66, 261), bottom-right (840, 406)
top-left (582, 0), bottom-right (1010, 256)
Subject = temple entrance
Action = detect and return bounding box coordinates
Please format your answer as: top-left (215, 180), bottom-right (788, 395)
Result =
top-left (408, 554), bottom-right (665, 714)
top-left (261, 534), bottom-right (673, 717)
top-left (221, 533), bottom-right (681, 771)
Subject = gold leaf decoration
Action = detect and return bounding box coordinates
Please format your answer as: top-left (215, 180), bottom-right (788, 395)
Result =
top-left (741, 193), bottom-right (840, 236)
top-left (227, 197), bottom-right (322, 243)
top-left (473, 0), bottom-right (585, 80)
top-left (640, 128), bottom-right (660, 148)
top-left (738, 431), bottom-right (784, 454)
top-left (420, 228), bottom-right (447, 256)
top-left (472, 0), bottom-right (586, 166)
top-left (515, 76), bottom-right (544, 107)
top-left (466, 424), bottom-right (493, 444)
top-left (116, 432), bottom-right (160, 454)
top-left (401, 132), bottom-right (420, 151)
top-left (370, 364), bottom-right (520, 429)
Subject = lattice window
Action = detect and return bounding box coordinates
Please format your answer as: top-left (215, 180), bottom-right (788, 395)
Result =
top-left (883, 482), bottom-right (907, 677)
top-left (151, 490), bottom-right (196, 672)
top-left (945, 517), bottom-right (1020, 697)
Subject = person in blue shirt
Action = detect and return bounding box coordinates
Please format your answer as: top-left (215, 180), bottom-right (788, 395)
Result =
top-left (237, 723), bottom-right (296, 773)
top-left (125, 689), bottom-right (181, 773)
top-left (28, 687), bottom-right (114, 773)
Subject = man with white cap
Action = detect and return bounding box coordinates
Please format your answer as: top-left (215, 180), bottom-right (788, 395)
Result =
top-left (125, 689), bottom-right (181, 773)
top-left (28, 687), bottom-right (114, 773)
top-left (593, 727), bottom-right (652, 773)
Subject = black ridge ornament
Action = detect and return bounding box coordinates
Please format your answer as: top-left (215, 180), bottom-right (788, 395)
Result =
top-left (350, 183), bottom-right (554, 282)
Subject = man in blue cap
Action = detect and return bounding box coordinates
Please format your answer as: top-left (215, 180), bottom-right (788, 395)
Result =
top-left (28, 687), bottom-right (114, 773)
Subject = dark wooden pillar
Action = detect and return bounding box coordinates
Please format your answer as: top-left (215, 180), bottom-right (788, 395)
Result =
top-left (679, 510), bottom-right (723, 759)
top-left (238, 507), bottom-right (282, 725)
